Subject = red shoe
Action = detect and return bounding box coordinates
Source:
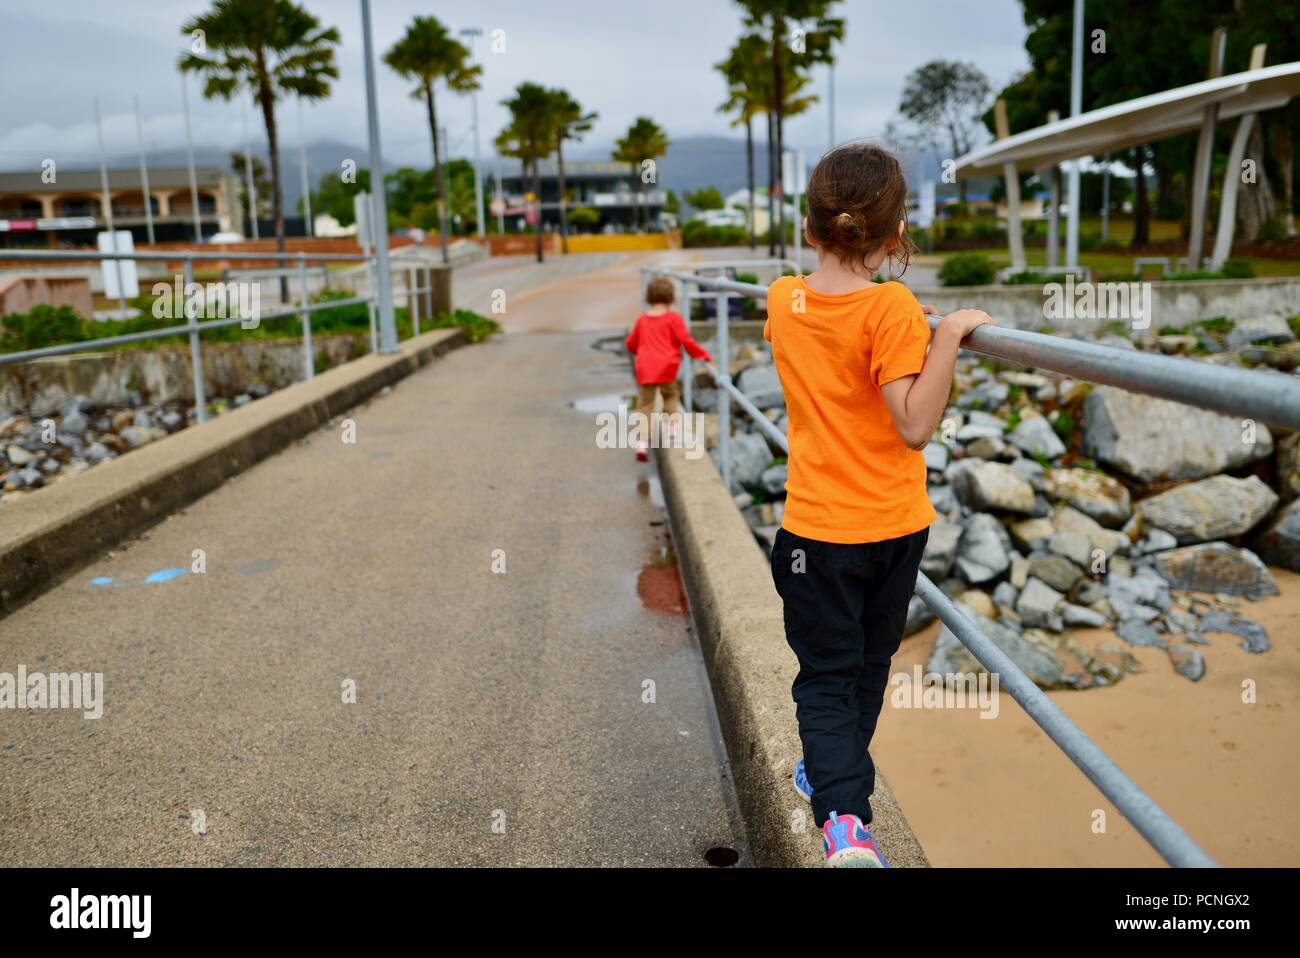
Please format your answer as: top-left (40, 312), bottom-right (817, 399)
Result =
top-left (635, 441), bottom-right (649, 462)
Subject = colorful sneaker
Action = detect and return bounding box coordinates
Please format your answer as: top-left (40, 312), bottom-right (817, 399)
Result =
top-left (792, 759), bottom-right (812, 803)
top-left (635, 440), bottom-right (649, 462)
top-left (822, 812), bottom-right (887, 868)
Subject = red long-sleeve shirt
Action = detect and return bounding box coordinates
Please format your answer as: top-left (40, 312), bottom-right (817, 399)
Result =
top-left (624, 309), bottom-right (711, 385)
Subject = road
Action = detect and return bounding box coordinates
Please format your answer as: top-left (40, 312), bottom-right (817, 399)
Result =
top-left (0, 250), bottom-right (748, 866)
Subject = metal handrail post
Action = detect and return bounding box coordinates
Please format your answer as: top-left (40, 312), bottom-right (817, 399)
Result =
top-left (365, 258), bottom-right (378, 354)
top-left (410, 264), bottom-right (420, 337)
top-left (716, 288), bottom-right (731, 491)
top-left (681, 282), bottom-right (693, 413)
top-left (183, 253), bottom-right (207, 424)
top-left (298, 252), bottom-right (313, 381)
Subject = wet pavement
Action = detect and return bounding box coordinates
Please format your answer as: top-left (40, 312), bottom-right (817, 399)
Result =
top-left (0, 252), bottom-right (749, 867)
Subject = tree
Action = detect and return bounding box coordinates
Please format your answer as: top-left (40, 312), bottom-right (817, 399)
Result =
top-left (612, 117), bottom-right (671, 231)
top-left (180, 0), bottom-right (339, 300)
top-left (230, 151), bottom-right (271, 222)
top-left (896, 60), bottom-right (992, 205)
top-left (686, 187), bottom-right (726, 211)
top-left (717, 33), bottom-right (769, 249)
top-left (547, 89), bottom-right (598, 254)
top-left (497, 82), bottom-right (558, 263)
top-left (310, 167), bottom-right (370, 227)
top-left (384, 15), bottom-right (482, 264)
top-left (734, 1), bottom-right (843, 257)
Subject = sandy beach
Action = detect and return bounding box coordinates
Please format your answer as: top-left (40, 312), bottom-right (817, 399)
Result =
top-left (875, 569), bottom-right (1300, 867)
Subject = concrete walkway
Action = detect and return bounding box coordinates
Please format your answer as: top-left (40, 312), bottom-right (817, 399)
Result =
top-left (0, 252), bottom-right (747, 866)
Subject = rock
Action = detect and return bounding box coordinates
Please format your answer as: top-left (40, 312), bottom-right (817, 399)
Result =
top-left (1251, 499), bottom-right (1300, 572)
top-left (1134, 527), bottom-right (1179, 556)
top-left (1118, 618), bottom-right (1165, 648)
top-left (961, 461), bottom-right (1037, 514)
top-left (993, 581), bottom-right (1019, 608)
top-left (922, 516), bottom-right (963, 579)
top-left (1224, 313), bottom-right (1296, 348)
top-left (955, 513), bottom-right (1011, 584)
top-left (1028, 552), bottom-right (1084, 592)
top-left (714, 432), bottom-right (773, 489)
top-left (1240, 346), bottom-right (1300, 372)
top-left (904, 595), bottom-right (937, 637)
top-left (926, 604), bottom-right (1068, 689)
top-left (1137, 475), bottom-right (1278, 544)
top-left (1155, 334), bottom-right (1198, 355)
top-left (1277, 434), bottom-right (1300, 503)
top-left (83, 442), bottom-right (113, 463)
top-left (111, 410), bottom-right (135, 432)
top-left (965, 436), bottom-right (1015, 461)
top-left (1061, 602), bottom-right (1108, 628)
top-left (923, 442), bottom-right (949, 472)
top-left (60, 407), bottom-right (88, 435)
top-left (1008, 416), bottom-right (1066, 460)
top-left (1152, 542), bottom-right (1279, 598)
top-left (1082, 385), bottom-right (1272, 483)
top-left (758, 464), bottom-right (788, 497)
top-left (1198, 610), bottom-right (1269, 653)
top-left (959, 589), bottom-right (998, 619)
top-left (1011, 518), bottom-right (1054, 552)
top-left (3, 466), bottom-right (43, 491)
top-left (160, 410), bottom-right (183, 431)
top-left (752, 525), bottom-right (779, 552)
top-left (133, 408), bottom-right (155, 428)
top-left (732, 492), bottom-right (754, 509)
top-left (1053, 506), bottom-right (1130, 560)
top-left (735, 364), bottom-right (785, 407)
top-left (5, 444), bottom-right (33, 466)
top-left (956, 422), bottom-right (1002, 442)
top-left (1010, 457), bottom-right (1046, 491)
top-left (119, 425), bottom-right (168, 449)
top-left (1048, 531), bottom-right (1094, 569)
top-left (233, 393), bottom-right (253, 408)
top-left (957, 379), bottom-right (1010, 412)
top-left (1009, 554), bottom-right (1029, 588)
top-left (1168, 646), bottom-right (1206, 681)
top-left (1044, 468), bottom-right (1132, 528)
top-left (692, 388), bottom-right (718, 413)
top-left (1016, 577), bottom-right (1065, 629)
top-left (1105, 571), bottom-right (1170, 623)
top-left (928, 483), bottom-right (957, 516)
top-left (1001, 371), bottom-right (1051, 390)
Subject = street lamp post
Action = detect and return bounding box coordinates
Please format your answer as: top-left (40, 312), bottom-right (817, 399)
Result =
top-left (1065, 0), bottom-right (1083, 268)
top-left (359, 0), bottom-right (397, 354)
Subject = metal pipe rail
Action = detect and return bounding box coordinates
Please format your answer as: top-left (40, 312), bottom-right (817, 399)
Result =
top-left (0, 249), bottom-right (435, 423)
top-left (654, 265), bottom-right (1221, 868)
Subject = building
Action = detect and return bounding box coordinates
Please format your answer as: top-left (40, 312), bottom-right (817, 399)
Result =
top-left (497, 160), bottom-right (666, 231)
top-left (0, 166), bottom-right (243, 248)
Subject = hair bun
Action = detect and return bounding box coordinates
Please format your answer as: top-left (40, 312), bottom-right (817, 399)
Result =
top-left (833, 210), bottom-right (864, 241)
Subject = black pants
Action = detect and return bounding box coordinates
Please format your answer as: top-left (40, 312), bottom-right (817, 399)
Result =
top-left (770, 525), bottom-right (929, 828)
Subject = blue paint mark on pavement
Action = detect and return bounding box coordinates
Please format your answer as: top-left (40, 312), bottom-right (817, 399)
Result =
top-left (144, 568), bottom-right (189, 584)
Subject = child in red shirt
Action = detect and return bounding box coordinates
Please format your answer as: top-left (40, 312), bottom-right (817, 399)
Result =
top-left (625, 277), bottom-right (711, 460)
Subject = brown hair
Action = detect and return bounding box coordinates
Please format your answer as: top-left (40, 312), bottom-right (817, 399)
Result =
top-left (645, 276), bottom-right (676, 305)
top-left (805, 142), bottom-right (915, 276)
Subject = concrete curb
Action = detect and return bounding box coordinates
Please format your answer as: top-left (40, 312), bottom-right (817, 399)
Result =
top-left (0, 327), bottom-right (465, 617)
top-left (656, 443), bottom-right (930, 868)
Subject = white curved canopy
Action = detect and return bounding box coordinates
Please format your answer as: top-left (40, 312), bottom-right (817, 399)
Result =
top-left (956, 61), bottom-right (1300, 175)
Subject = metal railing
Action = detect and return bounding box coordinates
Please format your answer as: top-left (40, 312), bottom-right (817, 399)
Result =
top-left (639, 263), bottom-right (1296, 868)
top-left (0, 247), bottom-right (439, 424)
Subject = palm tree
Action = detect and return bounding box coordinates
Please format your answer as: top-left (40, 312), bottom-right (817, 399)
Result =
top-left (496, 82), bottom-right (557, 263)
top-left (718, 35), bottom-right (769, 250)
top-left (548, 89), bottom-right (597, 255)
top-left (384, 15), bottom-right (482, 265)
top-left (612, 118), bottom-right (670, 232)
top-left (734, 0), bottom-right (843, 257)
top-left (180, 0), bottom-right (339, 299)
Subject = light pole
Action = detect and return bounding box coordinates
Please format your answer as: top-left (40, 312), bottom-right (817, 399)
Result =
top-left (179, 72), bottom-right (203, 242)
top-left (133, 95), bottom-right (155, 245)
top-left (298, 96), bottom-right (313, 237)
top-left (1065, 0), bottom-right (1083, 268)
top-left (359, 0), bottom-right (397, 354)
top-left (460, 26), bottom-right (486, 238)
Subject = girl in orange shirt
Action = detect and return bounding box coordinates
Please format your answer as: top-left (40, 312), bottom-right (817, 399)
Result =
top-left (765, 143), bottom-right (993, 866)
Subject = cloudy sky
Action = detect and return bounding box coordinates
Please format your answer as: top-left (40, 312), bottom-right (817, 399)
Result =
top-left (0, 0), bottom-right (1031, 172)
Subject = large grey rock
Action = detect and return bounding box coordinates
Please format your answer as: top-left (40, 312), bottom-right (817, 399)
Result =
top-left (1010, 457), bottom-right (1046, 491)
top-left (923, 442), bottom-right (949, 472)
top-left (960, 461), bottom-right (1037, 514)
top-left (1224, 313), bottom-right (1296, 348)
top-left (955, 513), bottom-right (1010, 583)
top-left (1011, 517), bottom-right (1054, 552)
top-left (714, 432), bottom-right (772, 489)
top-left (1016, 577), bottom-right (1065, 629)
top-left (1118, 618), bottom-right (1165, 648)
top-left (1137, 475), bottom-right (1278, 544)
top-left (735, 364), bottom-right (785, 407)
top-left (922, 515), bottom-right (963, 579)
top-left (956, 380), bottom-right (1009, 412)
top-left (1061, 602), bottom-right (1108, 628)
top-left (928, 483), bottom-right (957, 516)
top-left (1007, 416), bottom-right (1066, 460)
top-left (1252, 499), bottom-right (1300, 572)
top-left (1152, 542), bottom-right (1279, 598)
top-left (1169, 646), bottom-right (1206, 682)
top-left (1053, 506), bottom-right (1130, 562)
top-left (1082, 385), bottom-right (1273, 483)
top-left (1106, 570), bottom-right (1171, 623)
top-left (926, 604), bottom-right (1068, 689)
top-left (1028, 552), bottom-right (1084, 593)
top-left (1045, 468), bottom-right (1132, 528)
top-left (1198, 610), bottom-right (1270, 653)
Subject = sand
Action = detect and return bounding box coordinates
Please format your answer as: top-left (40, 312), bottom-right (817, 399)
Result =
top-left (874, 568), bottom-right (1300, 867)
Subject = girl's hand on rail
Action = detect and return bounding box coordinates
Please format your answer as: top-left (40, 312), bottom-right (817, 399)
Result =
top-left (938, 308), bottom-right (995, 340)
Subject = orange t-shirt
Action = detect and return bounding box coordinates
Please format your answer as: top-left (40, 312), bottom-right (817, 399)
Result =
top-left (763, 276), bottom-right (936, 544)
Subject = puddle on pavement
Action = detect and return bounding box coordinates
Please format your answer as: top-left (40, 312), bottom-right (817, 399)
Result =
top-left (637, 540), bottom-right (688, 617)
top-left (636, 473), bottom-right (665, 510)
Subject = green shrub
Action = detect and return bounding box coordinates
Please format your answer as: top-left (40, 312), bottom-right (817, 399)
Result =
top-left (938, 253), bottom-right (996, 287)
top-left (1220, 257), bottom-right (1256, 279)
top-left (681, 220), bottom-right (749, 248)
top-left (0, 304), bottom-right (89, 352)
top-left (427, 308), bottom-right (500, 343)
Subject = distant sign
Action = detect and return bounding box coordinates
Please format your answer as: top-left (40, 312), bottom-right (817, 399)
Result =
top-left (917, 181), bottom-right (936, 230)
top-left (353, 191), bottom-right (372, 250)
top-left (782, 150), bottom-right (806, 195)
top-left (98, 230), bottom-right (139, 299)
